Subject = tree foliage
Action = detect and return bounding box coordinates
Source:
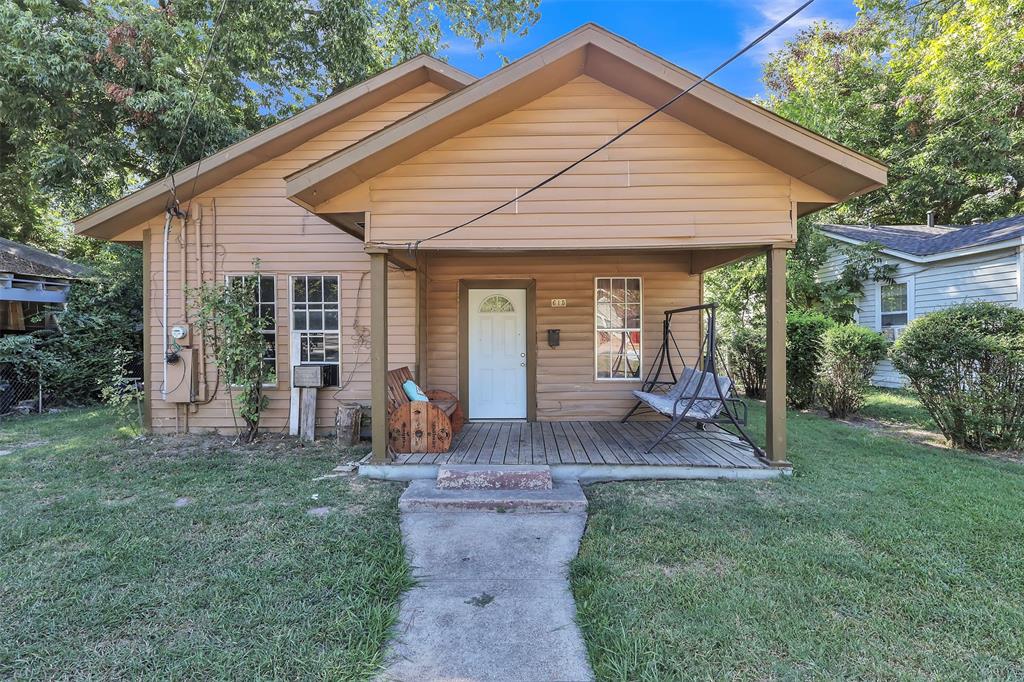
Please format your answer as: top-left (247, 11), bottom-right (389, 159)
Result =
top-left (0, 242), bottom-right (143, 404)
top-left (710, 0), bottom-right (1023, 344)
top-left (763, 0), bottom-right (1024, 226)
top-left (706, 222), bottom-right (895, 331)
top-left (1, 0), bottom-right (539, 242)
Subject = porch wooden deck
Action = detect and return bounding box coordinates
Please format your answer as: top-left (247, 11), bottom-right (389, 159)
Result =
top-left (391, 420), bottom-right (768, 469)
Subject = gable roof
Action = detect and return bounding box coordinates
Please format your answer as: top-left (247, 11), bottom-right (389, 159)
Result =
top-left (0, 237), bottom-right (89, 279)
top-left (74, 55), bottom-right (474, 240)
top-left (820, 215), bottom-right (1024, 262)
top-left (285, 23), bottom-right (887, 211)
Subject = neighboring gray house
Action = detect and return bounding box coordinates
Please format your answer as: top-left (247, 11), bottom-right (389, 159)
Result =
top-left (819, 215), bottom-right (1024, 387)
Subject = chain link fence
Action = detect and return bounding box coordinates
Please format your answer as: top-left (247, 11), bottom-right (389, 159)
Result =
top-left (0, 362), bottom-right (42, 416)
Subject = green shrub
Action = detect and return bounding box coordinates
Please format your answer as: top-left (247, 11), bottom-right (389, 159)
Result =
top-left (815, 324), bottom-right (889, 418)
top-left (786, 310), bottom-right (834, 408)
top-left (99, 348), bottom-right (144, 435)
top-left (891, 302), bottom-right (1024, 451)
top-left (0, 244), bottom-right (141, 405)
top-left (723, 325), bottom-right (766, 399)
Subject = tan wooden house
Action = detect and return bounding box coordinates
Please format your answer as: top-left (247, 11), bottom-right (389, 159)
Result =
top-left (76, 25), bottom-right (886, 479)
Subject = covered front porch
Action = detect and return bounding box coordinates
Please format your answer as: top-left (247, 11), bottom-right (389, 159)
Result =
top-left (363, 245), bottom-right (790, 480)
top-left (364, 419), bottom-right (779, 481)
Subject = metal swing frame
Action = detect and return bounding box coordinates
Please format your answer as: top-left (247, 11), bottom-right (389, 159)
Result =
top-left (621, 303), bottom-right (765, 457)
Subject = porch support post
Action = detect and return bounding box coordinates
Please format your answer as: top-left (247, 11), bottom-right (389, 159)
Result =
top-left (765, 246), bottom-right (789, 466)
top-left (415, 254), bottom-right (428, 385)
top-left (368, 246), bottom-right (389, 463)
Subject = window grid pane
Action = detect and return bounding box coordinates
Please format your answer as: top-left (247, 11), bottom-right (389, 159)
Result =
top-left (227, 275), bottom-right (277, 379)
top-left (291, 275), bottom-right (342, 387)
top-left (881, 283), bottom-right (908, 314)
top-left (595, 277), bottom-right (641, 380)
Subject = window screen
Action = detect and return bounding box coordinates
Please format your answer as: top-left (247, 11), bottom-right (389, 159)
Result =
top-left (880, 282), bottom-right (909, 327)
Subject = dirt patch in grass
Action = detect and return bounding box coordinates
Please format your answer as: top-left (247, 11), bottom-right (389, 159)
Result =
top-left (827, 413), bottom-right (1024, 464)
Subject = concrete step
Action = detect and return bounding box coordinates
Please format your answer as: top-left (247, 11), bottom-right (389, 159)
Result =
top-left (436, 464), bottom-right (553, 491)
top-left (399, 479), bottom-right (587, 514)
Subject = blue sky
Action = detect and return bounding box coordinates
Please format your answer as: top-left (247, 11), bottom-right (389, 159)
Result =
top-left (442, 0), bottom-right (860, 99)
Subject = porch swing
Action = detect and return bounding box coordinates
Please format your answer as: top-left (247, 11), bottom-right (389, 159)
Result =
top-left (621, 303), bottom-right (765, 457)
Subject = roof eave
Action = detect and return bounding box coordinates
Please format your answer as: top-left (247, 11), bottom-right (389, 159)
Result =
top-left (286, 24), bottom-right (888, 209)
top-left (74, 55), bottom-right (475, 241)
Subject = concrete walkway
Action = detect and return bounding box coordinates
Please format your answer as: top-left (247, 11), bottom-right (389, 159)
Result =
top-left (381, 477), bottom-right (594, 681)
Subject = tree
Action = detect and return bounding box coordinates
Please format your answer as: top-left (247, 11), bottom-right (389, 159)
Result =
top-left (762, 0), bottom-right (1024, 227)
top-left (0, 0), bottom-right (540, 242)
top-left (705, 221), bottom-right (893, 328)
top-left (710, 1), bottom-right (1024, 330)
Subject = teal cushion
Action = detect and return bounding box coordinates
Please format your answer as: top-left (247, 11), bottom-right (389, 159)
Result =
top-left (402, 379), bottom-right (429, 402)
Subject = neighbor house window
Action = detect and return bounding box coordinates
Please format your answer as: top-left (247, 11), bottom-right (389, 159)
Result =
top-left (879, 279), bottom-right (910, 341)
top-left (595, 277), bottom-right (642, 380)
top-left (226, 274), bottom-right (277, 382)
top-left (290, 275), bottom-right (341, 386)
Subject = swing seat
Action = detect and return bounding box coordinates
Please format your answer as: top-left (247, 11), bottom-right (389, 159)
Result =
top-left (620, 302), bottom-right (764, 459)
top-left (632, 368), bottom-right (732, 422)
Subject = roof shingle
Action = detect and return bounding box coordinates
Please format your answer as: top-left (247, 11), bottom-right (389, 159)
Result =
top-left (0, 237), bottom-right (89, 279)
top-left (819, 215), bottom-right (1024, 257)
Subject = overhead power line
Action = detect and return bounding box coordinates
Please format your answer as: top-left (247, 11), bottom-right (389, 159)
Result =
top-left (376, 0), bottom-right (817, 250)
top-left (164, 0), bottom-right (231, 213)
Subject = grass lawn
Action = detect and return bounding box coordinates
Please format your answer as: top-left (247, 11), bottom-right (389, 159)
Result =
top-left (572, 401), bottom-right (1024, 680)
top-left (0, 409), bottom-right (408, 680)
top-left (858, 386), bottom-right (938, 431)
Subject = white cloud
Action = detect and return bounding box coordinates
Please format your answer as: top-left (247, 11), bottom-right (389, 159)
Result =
top-left (740, 0), bottom-right (853, 61)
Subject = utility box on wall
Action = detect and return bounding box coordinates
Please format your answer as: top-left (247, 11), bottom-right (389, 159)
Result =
top-left (165, 348), bottom-right (198, 403)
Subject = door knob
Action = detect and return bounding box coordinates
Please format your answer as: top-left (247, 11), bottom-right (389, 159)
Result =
top-left (521, 362), bottom-right (526, 367)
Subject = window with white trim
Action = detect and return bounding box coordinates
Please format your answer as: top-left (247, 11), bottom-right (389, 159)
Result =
top-left (290, 275), bottom-right (341, 386)
top-left (879, 280), bottom-right (910, 341)
top-left (595, 276), bottom-right (642, 380)
top-left (226, 274), bottom-right (277, 382)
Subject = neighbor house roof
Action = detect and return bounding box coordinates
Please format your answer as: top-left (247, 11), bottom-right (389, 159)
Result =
top-left (820, 215), bottom-right (1024, 261)
top-left (286, 23), bottom-right (887, 212)
top-left (74, 55), bottom-right (475, 240)
top-left (0, 237), bottom-right (88, 280)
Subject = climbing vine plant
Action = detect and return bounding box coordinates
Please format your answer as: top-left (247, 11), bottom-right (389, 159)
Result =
top-left (188, 266), bottom-right (273, 443)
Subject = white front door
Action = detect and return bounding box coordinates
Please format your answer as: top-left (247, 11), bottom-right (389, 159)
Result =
top-left (468, 288), bottom-right (527, 419)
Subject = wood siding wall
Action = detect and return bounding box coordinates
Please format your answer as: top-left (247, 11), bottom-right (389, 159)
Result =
top-left (423, 251), bottom-right (700, 420)
top-left (345, 75), bottom-right (798, 249)
top-left (132, 82), bottom-right (450, 433)
top-left (820, 243), bottom-right (1023, 388)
